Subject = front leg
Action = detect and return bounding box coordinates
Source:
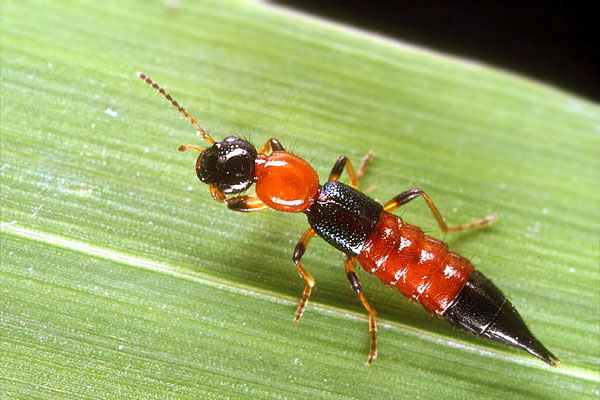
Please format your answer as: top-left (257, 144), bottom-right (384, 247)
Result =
top-left (209, 184), bottom-right (269, 212)
top-left (225, 192), bottom-right (269, 212)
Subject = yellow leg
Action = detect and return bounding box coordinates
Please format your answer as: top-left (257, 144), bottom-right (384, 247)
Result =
top-left (226, 192), bottom-right (269, 212)
top-left (328, 150), bottom-right (375, 189)
top-left (384, 188), bottom-right (497, 233)
top-left (345, 257), bottom-right (377, 365)
top-left (292, 227), bottom-right (317, 321)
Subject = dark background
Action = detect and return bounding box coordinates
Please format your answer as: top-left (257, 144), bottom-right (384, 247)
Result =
top-left (272, 1), bottom-right (599, 101)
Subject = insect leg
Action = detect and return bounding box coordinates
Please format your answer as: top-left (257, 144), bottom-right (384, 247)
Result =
top-left (384, 188), bottom-right (497, 233)
top-left (328, 150), bottom-right (375, 189)
top-left (345, 257), bottom-right (377, 365)
top-left (258, 138), bottom-right (285, 155)
top-left (292, 227), bottom-right (318, 321)
top-left (208, 184), bottom-right (269, 211)
top-left (224, 192), bottom-right (269, 212)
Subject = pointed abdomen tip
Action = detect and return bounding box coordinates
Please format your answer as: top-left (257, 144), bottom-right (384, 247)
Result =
top-left (444, 270), bottom-right (559, 366)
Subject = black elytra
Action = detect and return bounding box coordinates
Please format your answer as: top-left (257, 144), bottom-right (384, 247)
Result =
top-left (306, 181), bottom-right (382, 256)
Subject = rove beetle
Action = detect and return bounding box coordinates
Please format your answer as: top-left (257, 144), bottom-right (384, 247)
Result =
top-left (137, 72), bottom-right (559, 366)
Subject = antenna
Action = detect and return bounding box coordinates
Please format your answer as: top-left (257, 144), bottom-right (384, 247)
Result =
top-left (136, 72), bottom-right (215, 145)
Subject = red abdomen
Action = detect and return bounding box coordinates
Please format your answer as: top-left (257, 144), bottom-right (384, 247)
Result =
top-left (357, 211), bottom-right (474, 315)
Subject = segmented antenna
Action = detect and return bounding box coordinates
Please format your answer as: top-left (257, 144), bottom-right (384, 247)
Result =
top-left (136, 72), bottom-right (215, 145)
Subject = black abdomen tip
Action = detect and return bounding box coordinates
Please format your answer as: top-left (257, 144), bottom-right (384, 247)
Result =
top-left (485, 299), bottom-right (560, 366)
top-left (444, 271), bottom-right (559, 366)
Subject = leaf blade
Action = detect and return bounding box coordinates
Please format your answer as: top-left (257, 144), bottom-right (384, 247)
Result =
top-left (1, 0), bottom-right (599, 399)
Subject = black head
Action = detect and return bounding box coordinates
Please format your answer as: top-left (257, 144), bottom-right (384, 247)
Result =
top-left (196, 136), bottom-right (258, 194)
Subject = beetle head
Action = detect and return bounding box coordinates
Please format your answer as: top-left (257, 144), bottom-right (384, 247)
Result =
top-left (196, 136), bottom-right (257, 194)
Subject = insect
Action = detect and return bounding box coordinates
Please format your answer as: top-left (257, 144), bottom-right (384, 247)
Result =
top-left (137, 72), bottom-right (559, 366)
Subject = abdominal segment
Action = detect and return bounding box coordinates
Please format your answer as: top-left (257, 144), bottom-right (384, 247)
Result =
top-left (357, 211), bottom-right (474, 315)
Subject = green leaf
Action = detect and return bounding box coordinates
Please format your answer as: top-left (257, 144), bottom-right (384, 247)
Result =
top-left (2, 1), bottom-right (598, 399)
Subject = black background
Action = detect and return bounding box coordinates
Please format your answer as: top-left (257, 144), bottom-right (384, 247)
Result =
top-left (272, 1), bottom-right (599, 101)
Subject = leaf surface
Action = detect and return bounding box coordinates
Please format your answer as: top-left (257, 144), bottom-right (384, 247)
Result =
top-left (2, 1), bottom-right (599, 399)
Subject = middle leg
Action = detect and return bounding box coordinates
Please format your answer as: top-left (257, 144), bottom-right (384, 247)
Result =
top-left (328, 150), bottom-right (375, 189)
